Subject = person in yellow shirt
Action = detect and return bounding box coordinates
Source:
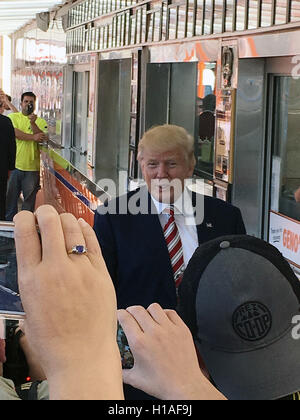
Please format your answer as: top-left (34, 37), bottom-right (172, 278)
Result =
top-left (6, 92), bottom-right (48, 220)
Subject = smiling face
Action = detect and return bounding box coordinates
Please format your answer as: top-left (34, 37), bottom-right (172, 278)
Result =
top-left (140, 147), bottom-right (195, 203)
top-left (138, 125), bottom-right (196, 203)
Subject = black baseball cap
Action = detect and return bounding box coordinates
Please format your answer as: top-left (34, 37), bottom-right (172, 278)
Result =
top-left (177, 235), bottom-right (300, 400)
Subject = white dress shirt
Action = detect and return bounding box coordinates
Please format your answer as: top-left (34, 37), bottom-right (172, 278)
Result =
top-left (151, 192), bottom-right (199, 267)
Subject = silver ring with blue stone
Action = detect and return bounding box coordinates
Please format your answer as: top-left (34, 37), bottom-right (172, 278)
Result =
top-left (67, 245), bottom-right (88, 255)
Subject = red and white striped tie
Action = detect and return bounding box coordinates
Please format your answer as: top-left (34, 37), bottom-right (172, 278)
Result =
top-left (163, 206), bottom-right (185, 289)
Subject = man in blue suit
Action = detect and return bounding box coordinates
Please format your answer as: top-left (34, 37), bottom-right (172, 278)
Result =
top-left (94, 124), bottom-right (246, 311)
top-left (94, 124), bottom-right (245, 399)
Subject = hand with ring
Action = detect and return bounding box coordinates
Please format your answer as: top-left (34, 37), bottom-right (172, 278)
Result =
top-left (13, 205), bottom-right (124, 400)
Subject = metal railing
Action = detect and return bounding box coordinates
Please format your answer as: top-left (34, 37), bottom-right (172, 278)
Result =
top-left (66, 0), bottom-right (300, 54)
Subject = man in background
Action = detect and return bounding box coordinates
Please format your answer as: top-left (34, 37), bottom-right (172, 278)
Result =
top-left (6, 92), bottom-right (48, 220)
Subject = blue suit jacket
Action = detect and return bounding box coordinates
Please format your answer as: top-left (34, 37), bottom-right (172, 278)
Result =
top-left (94, 187), bottom-right (246, 310)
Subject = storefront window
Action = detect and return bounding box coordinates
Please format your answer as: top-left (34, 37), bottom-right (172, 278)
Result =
top-left (144, 60), bottom-right (216, 187)
top-left (270, 76), bottom-right (300, 222)
top-left (194, 62), bottom-right (217, 179)
top-left (72, 71), bottom-right (90, 153)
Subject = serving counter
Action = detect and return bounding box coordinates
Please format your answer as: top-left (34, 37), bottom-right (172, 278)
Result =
top-left (39, 145), bottom-right (109, 226)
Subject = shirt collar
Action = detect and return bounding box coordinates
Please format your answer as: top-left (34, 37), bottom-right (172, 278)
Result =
top-left (150, 189), bottom-right (194, 217)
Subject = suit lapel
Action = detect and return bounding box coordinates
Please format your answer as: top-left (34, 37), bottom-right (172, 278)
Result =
top-left (191, 192), bottom-right (213, 245)
top-left (135, 187), bottom-right (172, 260)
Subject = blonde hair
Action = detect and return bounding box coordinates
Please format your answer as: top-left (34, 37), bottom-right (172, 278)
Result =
top-left (137, 124), bottom-right (196, 165)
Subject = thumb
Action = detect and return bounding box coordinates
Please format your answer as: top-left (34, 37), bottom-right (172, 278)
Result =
top-left (122, 365), bottom-right (155, 398)
top-left (122, 367), bottom-right (137, 387)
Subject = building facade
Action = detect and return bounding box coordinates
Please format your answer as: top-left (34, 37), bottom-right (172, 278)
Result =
top-left (8, 0), bottom-right (300, 274)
